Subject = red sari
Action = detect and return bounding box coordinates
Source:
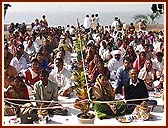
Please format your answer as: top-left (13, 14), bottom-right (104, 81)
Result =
top-left (24, 68), bottom-right (40, 86)
top-left (5, 85), bottom-right (29, 104)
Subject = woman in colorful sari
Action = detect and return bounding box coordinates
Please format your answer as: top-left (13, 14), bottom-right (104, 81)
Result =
top-left (89, 60), bottom-right (110, 82)
top-left (138, 59), bottom-right (156, 91)
top-left (23, 58), bottom-right (41, 89)
top-left (5, 76), bottom-right (29, 104)
top-left (92, 74), bottom-right (115, 101)
top-left (4, 76), bottom-right (31, 116)
top-left (88, 53), bottom-right (101, 76)
top-left (133, 51), bottom-right (146, 72)
top-left (92, 74), bottom-right (127, 119)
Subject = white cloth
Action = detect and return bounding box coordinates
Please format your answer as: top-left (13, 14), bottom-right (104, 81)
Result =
top-left (153, 41), bottom-right (162, 53)
top-left (33, 36), bottom-right (43, 53)
top-left (118, 46), bottom-right (126, 58)
top-left (83, 16), bottom-right (92, 29)
top-left (25, 45), bottom-right (36, 56)
top-left (64, 51), bottom-right (72, 71)
top-left (112, 50), bottom-right (122, 56)
top-left (129, 79), bottom-right (140, 87)
top-left (135, 44), bottom-right (145, 52)
top-left (102, 50), bottom-right (113, 61)
top-left (10, 56), bottom-right (27, 73)
top-left (99, 47), bottom-right (106, 60)
top-left (49, 66), bottom-right (73, 90)
top-left (107, 58), bottom-right (123, 80)
top-left (152, 58), bottom-right (164, 71)
top-left (111, 20), bottom-right (118, 29)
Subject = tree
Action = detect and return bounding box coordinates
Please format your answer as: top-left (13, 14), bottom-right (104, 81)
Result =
top-left (147, 12), bottom-right (161, 24)
top-left (4, 4), bottom-right (11, 18)
top-left (132, 14), bottom-right (148, 24)
top-left (132, 4), bottom-right (164, 25)
top-left (132, 12), bottom-right (161, 25)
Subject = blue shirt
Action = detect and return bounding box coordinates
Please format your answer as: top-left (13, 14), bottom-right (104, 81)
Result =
top-left (114, 65), bottom-right (131, 91)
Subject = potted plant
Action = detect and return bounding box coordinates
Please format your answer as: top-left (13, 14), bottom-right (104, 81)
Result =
top-left (72, 21), bottom-right (95, 124)
top-left (72, 67), bottom-right (95, 124)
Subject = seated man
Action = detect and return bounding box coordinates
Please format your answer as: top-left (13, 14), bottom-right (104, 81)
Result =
top-left (34, 69), bottom-right (68, 115)
top-left (107, 50), bottom-right (123, 81)
top-left (124, 68), bottom-right (157, 113)
top-left (114, 56), bottom-right (132, 94)
top-left (34, 69), bottom-right (58, 106)
top-left (49, 58), bottom-right (74, 96)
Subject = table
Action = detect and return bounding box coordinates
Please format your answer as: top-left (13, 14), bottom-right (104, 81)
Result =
top-left (3, 91), bottom-right (165, 126)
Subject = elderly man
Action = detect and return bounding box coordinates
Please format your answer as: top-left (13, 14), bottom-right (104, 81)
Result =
top-left (124, 68), bottom-right (149, 104)
top-left (124, 68), bottom-right (157, 113)
top-left (107, 50), bottom-right (123, 80)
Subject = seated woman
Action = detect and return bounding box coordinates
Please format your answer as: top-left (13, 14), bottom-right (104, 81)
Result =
top-left (89, 60), bottom-right (110, 82)
top-left (138, 59), bottom-right (156, 91)
top-left (85, 44), bottom-right (97, 66)
top-left (4, 76), bottom-right (30, 103)
top-left (23, 58), bottom-right (41, 90)
top-left (133, 51), bottom-right (146, 72)
top-left (88, 53), bottom-right (101, 76)
top-left (92, 74), bottom-right (127, 119)
top-left (124, 45), bottom-right (137, 65)
top-left (92, 74), bottom-right (115, 101)
top-left (4, 76), bottom-right (30, 115)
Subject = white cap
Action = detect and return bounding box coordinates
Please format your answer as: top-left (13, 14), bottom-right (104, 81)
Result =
top-left (112, 50), bottom-right (121, 55)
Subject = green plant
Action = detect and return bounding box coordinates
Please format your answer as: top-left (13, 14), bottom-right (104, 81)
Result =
top-left (72, 69), bottom-right (91, 100)
top-left (73, 21), bottom-right (94, 119)
top-left (72, 68), bottom-right (93, 117)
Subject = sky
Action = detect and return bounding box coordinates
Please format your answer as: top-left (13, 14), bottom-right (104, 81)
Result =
top-left (3, 2), bottom-right (165, 26)
top-left (4, 2), bottom-right (156, 13)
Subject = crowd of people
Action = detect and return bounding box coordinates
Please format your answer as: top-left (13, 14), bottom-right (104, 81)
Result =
top-left (4, 14), bottom-right (164, 117)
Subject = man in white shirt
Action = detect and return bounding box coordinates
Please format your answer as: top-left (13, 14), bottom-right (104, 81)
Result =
top-left (83, 15), bottom-right (92, 33)
top-left (111, 17), bottom-right (119, 35)
top-left (152, 52), bottom-right (164, 84)
top-left (49, 58), bottom-right (74, 96)
top-left (108, 50), bottom-right (123, 80)
top-left (10, 50), bottom-right (27, 74)
top-left (152, 52), bottom-right (164, 71)
top-left (25, 39), bottom-right (36, 57)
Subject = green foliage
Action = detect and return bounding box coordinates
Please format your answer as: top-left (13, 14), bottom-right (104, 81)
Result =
top-left (93, 103), bottom-right (114, 119)
top-left (72, 69), bottom-right (91, 100)
top-left (73, 37), bottom-right (87, 62)
top-left (72, 69), bottom-right (86, 87)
